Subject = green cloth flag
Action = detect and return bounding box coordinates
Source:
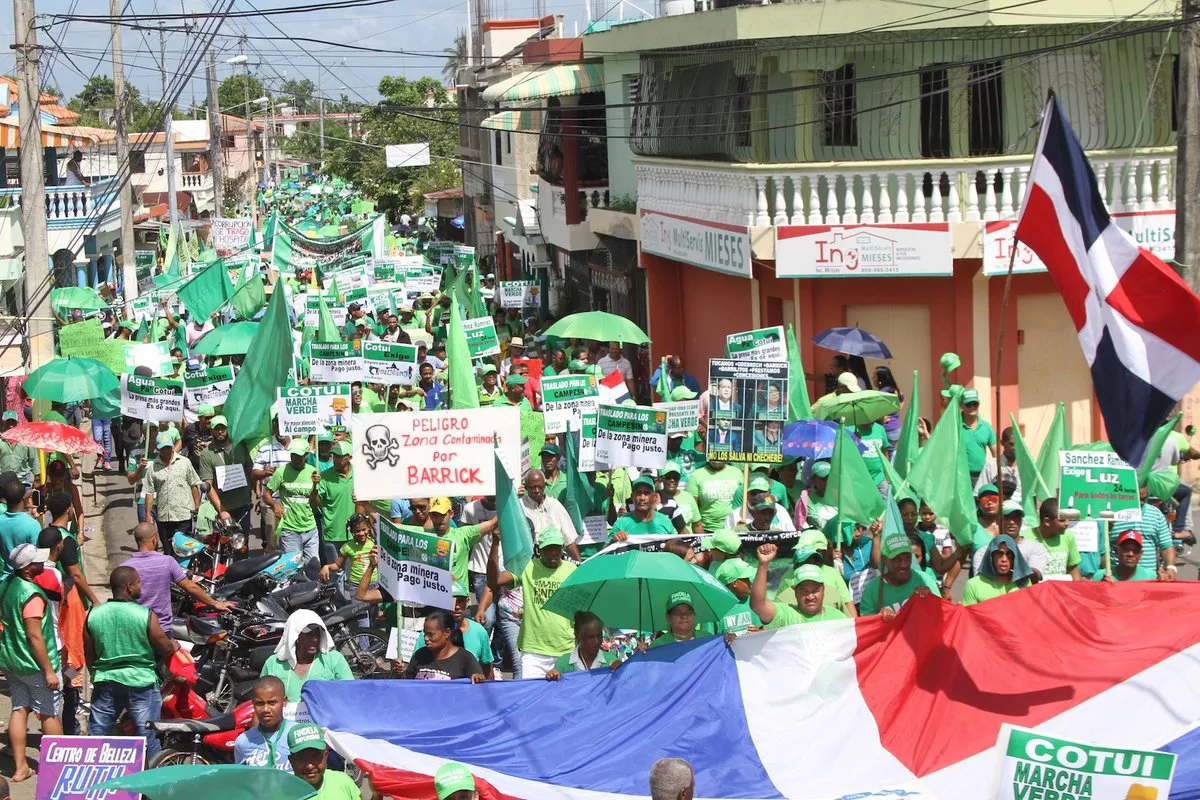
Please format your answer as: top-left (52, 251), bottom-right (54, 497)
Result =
top-left (178, 261), bottom-right (236, 321)
top-left (909, 390), bottom-right (978, 545)
top-left (163, 223), bottom-right (181, 278)
top-left (315, 291), bottom-right (341, 343)
top-left (881, 484), bottom-right (905, 538)
top-left (495, 448), bottom-right (534, 576)
top-left (230, 273), bottom-right (266, 320)
top-left (447, 294), bottom-right (479, 410)
top-left (880, 453), bottom-right (914, 504)
top-left (469, 268), bottom-right (488, 320)
top-left (786, 324), bottom-right (812, 422)
top-left (1035, 402), bottom-right (1071, 501)
top-left (825, 423), bottom-right (885, 538)
top-left (655, 357), bottom-right (670, 400)
top-left (1009, 412), bottom-right (1051, 519)
top-left (223, 281), bottom-right (293, 445)
top-left (893, 370), bottom-right (920, 479)
top-left (1137, 414), bottom-right (1182, 484)
top-left (562, 423), bottom-right (594, 536)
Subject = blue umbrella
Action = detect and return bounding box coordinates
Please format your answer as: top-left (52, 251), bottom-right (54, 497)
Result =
top-left (451, 215), bottom-right (465, 228)
top-left (781, 419), bottom-right (867, 459)
top-left (812, 325), bottom-right (893, 359)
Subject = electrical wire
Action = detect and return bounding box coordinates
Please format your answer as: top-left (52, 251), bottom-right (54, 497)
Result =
top-left (46, 0), bottom-right (405, 25)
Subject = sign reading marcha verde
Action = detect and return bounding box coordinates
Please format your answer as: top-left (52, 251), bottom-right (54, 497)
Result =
top-left (1059, 450), bottom-right (1142, 522)
top-left (120, 375), bottom-right (184, 422)
top-left (377, 517), bottom-right (455, 610)
top-left (462, 317), bottom-right (500, 359)
top-left (361, 341), bottom-right (418, 385)
top-left (309, 342), bottom-right (365, 383)
top-left (542, 374), bottom-right (599, 435)
top-left (498, 280), bottom-right (539, 309)
top-left (726, 326), bottom-right (786, 362)
top-left (653, 399), bottom-right (701, 435)
top-left (276, 384), bottom-right (351, 437)
top-left (595, 403), bottom-right (667, 470)
top-left (995, 724), bottom-right (1176, 800)
top-left (183, 366), bottom-right (234, 408)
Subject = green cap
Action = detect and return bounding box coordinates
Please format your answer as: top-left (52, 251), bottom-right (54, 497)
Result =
top-left (793, 564), bottom-right (824, 585)
top-left (714, 558), bottom-right (755, 585)
top-left (962, 388), bottom-right (980, 404)
top-left (976, 483), bottom-right (999, 497)
top-left (811, 461), bottom-right (831, 478)
top-left (670, 385), bottom-right (698, 401)
top-left (537, 528), bottom-right (565, 548)
top-left (331, 440), bottom-right (353, 456)
top-left (540, 443), bottom-right (561, 457)
top-left (748, 462), bottom-right (772, 473)
top-left (317, 433), bottom-right (334, 443)
top-left (702, 528), bottom-right (741, 555)
top-left (286, 723), bottom-right (327, 753)
top-left (631, 474), bottom-right (656, 491)
top-left (155, 433), bottom-right (174, 450)
top-left (751, 499), bottom-right (775, 512)
top-left (434, 762), bottom-right (476, 800)
top-left (747, 476), bottom-right (771, 493)
top-left (881, 531), bottom-right (911, 559)
top-left (451, 581), bottom-right (470, 598)
top-left (660, 461), bottom-right (682, 477)
top-left (196, 404), bottom-right (216, 417)
top-left (791, 543), bottom-right (819, 564)
top-left (1001, 499), bottom-right (1024, 516)
top-left (480, 364), bottom-right (498, 375)
top-left (781, 456), bottom-right (800, 468)
top-left (1, 410), bottom-right (18, 422)
top-left (288, 438), bottom-right (311, 456)
top-left (666, 590), bottom-right (693, 612)
top-left (211, 415), bottom-right (228, 428)
top-left (506, 374), bottom-right (527, 386)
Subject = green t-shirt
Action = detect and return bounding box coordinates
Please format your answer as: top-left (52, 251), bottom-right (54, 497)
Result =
top-left (313, 770), bottom-right (362, 800)
top-left (672, 491), bottom-right (700, 528)
top-left (962, 419), bottom-right (997, 475)
top-left (687, 465), bottom-right (745, 532)
top-left (720, 598), bottom-right (762, 634)
top-left (516, 559), bottom-right (577, 657)
top-left (773, 563), bottom-right (853, 614)
top-left (316, 468), bottom-right (356, 543)
top-left (858, 569), bottom-right (942, 616)
top-left (544, 471), bottom-right (568, 502)
top-left (444, 525), bottom-right (482, 588)
top-left (961, 575), bottom-right (1023, 606)
top-left (197, 441), bottom-right (253, 511)
top-left (765, 602), bottom-right (847, 629)
top-left (609, 512), bottom-right (676, 541)
top-left (267, 464), bottom-right (317, 533)
top-left (732, 478), bottom-right (790, 511)
top-left (855, 423), bottom-right (889, 484)
top-left (1091, 565), bottom-right (1158, 582)
top-left (1029, 529), bottom-right (1081, 576)
top-left (339, 538), bottom-right (377, 585)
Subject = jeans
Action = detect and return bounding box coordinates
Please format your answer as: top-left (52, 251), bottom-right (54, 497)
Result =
top-left (496, 616), bottom-right (521, 679)
top-left (1173, 482), bottom-right (1193, 533)
top-left (91, 418), bottom-right (113, 461)
top-left (468, 572), bottom-right (495, 632)
top-left (89, 682), bottom-right (162, 762)
top-left (280, 527), bottom-right (319, 568)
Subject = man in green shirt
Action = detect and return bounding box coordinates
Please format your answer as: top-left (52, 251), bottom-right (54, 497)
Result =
top-left (287, 723), bottom-right (362, 800)
top-left (858, 530), bottom-right (941, 618)
top-left (84, 565), bottom-right (179, 761)
top-left (541, 443), bottom-right (566, 501)
top-left (0, 411), bottom-right (38, 485)
top-left (267, 439), bottom-right (320, 566)
top-left (610, 475), bottom-right (676, 541)
top-left (1029, 498), bottom-right (1082, 579)
top-left (715, 558), bottom-right (761, 636)
top-left (687, 458), bottom-right (744, 532)
top-left (197, 415), bottom-right (254, 533)
top-left (750, 544), bottom-right (847, 628)
top-left (960, 388), bottom-right (996, 483)
top-left (317, 441), bottom-right (359, 551)
top-left (429, 496), bottom-right (498, 588)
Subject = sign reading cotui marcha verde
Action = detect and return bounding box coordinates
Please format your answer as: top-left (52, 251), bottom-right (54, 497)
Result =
top-left (595, 403), bottom-right (667, 470)
top-left (276, 384), bottom-right (352, 436)
top-left (1059, 450), bottom-right (1142, 522)
top-left (462, 317), bottom-right (501, 359)
top-left (994, 725), bottom-right (1175, 800)
top-left (120, 375), bottom-right (184, 422)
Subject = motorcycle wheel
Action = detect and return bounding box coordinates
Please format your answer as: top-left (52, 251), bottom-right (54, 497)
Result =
top-left (339, 627), bottom-right (391, 678)
top-left (150, 749), bottom-right (213, 768)
top-left (206, 679), bottom-right (235, 713)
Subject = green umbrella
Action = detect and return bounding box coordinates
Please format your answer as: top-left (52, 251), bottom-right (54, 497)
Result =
top-left (91, 765), bottom-right (315, 800)
top-left (50, 286), bottom-right (108, 316)
top-left (542, 311), bottom-right (650, 345)
top-left (24, 356), bottom-right (119, 403)
top-left (192, 321), bottom-right (261, 357)
top-left (813, 390), bottom-right (901, 427)
top-left (543, 550), bottom-right (738, 631)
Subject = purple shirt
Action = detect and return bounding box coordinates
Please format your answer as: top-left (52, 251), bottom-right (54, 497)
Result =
top-left (122, 550), bottom-right (185, 631)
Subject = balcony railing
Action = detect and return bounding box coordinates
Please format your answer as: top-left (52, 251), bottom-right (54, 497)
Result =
top-left (634, 148), bottom-right (1176, 228)
top-left (181, 173), bottom-right (212, 190)
top-left (546, 182), bottom-right (612, 224)
top-left (0, 178), bottom-right (119, 223)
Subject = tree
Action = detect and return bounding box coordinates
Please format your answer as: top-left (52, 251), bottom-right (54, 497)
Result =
top-left (68, 74), bottom-right (163, 130)
top-left (279, 78), bottom-right (316, 115)
top-left (443, 33), bottom-right (467, 86)
top-left (217, 74), bottom-right (268, 119)
top-left (40, 83), bottom-right (61, 98)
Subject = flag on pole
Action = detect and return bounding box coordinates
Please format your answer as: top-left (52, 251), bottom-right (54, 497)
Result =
top-left (1137, 413), bottom-right (1182, 484)
top-left (177, 261), bottom-right (236, 320)
top-left (230, 273), bottom-right (266, 320)
top-left (163, 223), bottom-right (181, 278)
top-left (892, 370), bottom-right (920, 479)
top-left (825, 423), bottom-right (884, 542)
top-left (655, 357), bottom-right (670, 401)
top-left (1009, 413), bottom-right (1051, 520)
top-left (494, 449), bottom-right (533, 577)
top-left (562, 423), bottom-right (595, 538)
top-left (1034, 402), bottom-right (1070, 502)
top-left (223, 281), bottom-right (293, 445)
top-left (447, 294), bottom-right (479, 410)
top-left (908, 390), bottom-right (978, 545)
top-left (785, 324), bottom-right (812, 422)
top-left (1013, 95), bottom-right (1200, 467)
top-left (315, 291), bottom-right (341, 343)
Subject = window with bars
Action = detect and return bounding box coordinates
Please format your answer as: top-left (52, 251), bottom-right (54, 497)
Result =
top-left (819, 64), bottom-right (857, 148)
top-left (968, 61), bottom-right (1004, 156)
top-left (625, 74), bottom-right (641, 138)
top-left (735, 75), bottom-right (752, 147)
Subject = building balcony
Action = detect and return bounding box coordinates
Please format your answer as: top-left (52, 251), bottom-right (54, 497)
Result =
top-left (0, 177), bottom-right (121, 229)
top-left (536, 177), bottom-right (612, 252)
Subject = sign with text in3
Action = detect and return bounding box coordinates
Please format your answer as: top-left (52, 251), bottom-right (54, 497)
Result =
top-left (37, 735), bottom-right (144, 800)
top-left (542, 373), bottom-right (599, 435)
top-left (726, 326), bottom-right (786, 362)
top-left (993, 724), bottom-right (1175, 800)
top-left (595, 403), bottom-right (668, 470)
top-left (639, 209), bottom-right (751, 278)
top-left (277, 384), bottom-right (351, 437)
top-left (653, 399), bottom-right (701, 435)
top-left (776, 222), bottom-right (952, 277)
top-left (121, 375), bottom-right (184, 422)
top-left (983, 210), bottom-right (1177, 276)
top-left (210, 217), bottom-right (253, 256)
top-left (309, 341), bottom-right (365, 383)
top-left (1059, 450), bottom-right (1141, 522)
top-left (498, 280), bottom-right (540, 309)
top-left (362, 341), bottom-right (418, 385)
top-left (351, 409), bottom-right (507, 499)
top-left (377, 516), bottom-right (454, 610)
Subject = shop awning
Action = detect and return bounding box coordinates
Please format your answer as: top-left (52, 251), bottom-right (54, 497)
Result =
top-left (480, 107), bottom-right (544, 133)
top-left (0, 120), bottom-right (99, 149)
top-left (481, 63), bottom-right (604, 103)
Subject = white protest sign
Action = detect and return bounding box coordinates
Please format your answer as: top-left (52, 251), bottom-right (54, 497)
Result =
top-left (579, 408), bottom-right (597, 473)
top-left (653, 400), bottom-right (701, 435)
top-left (361, 341), bottom-right (418, 385)
top-left (376, 516), bottom-right (454, 610)
top-left (121, 375), bottom-right (184, 422)
top-left (541, 374), bottom-right (599, 435)
top-left (183, 366), bottom-right (235, 409)
top-left (211, 217), bottom-right (254, 256)
top-left (578, 515), bottom-right (609, 545)
top-left (595, 403), bottom-right (668, 470)
top-left (308, 342), bottom-right (366, 383)
top-left (726, 326), bottom-right (786, 361)
top-left (498, 280), bottom-right (539, 309)
top-left (215, 464), bottom-right (249, 491)
top-left (276, 384), bottom-right (352, 437)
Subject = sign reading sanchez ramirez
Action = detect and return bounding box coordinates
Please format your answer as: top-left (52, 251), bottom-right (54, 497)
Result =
top-left (639, 209), bottom-right (751, 279)
top-left (775, 223), bottom-right (953, 277)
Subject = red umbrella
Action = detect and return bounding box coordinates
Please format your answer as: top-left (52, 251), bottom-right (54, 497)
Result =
top-left (2, 421), bottom-right (102, 455)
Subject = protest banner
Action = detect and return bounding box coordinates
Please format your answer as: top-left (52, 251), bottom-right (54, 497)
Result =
top-left (270, 216), bottom-right (380, 276)
top-left (426, 241), bottom-right (454, 266)
top-left (123, 342), bottom-right (173, 377)
top-left (120, 375), bottom-right (184, 422)
top-left (309, 341), bottom-right (365, 383)
top-left (377, 516), bottom-right (455, 609)
top-left (372, 260), bottom-right (397, 282)
top-left (653, 399), bottom-right (701, 435)
top-left (183, 365), bottom-right (234, 408)
top-left (57, 318), bottom-right (105, 358)
top-left (135, 250), bottom-right (157, 292)
top-left (277, 384), bottom-right (352, 436)
top-left (350, 406), bottom-right (519, 499)
top-left (993, 724), bottom-right (1175, 800)
top-left (462, 316), bottom-right (501, 359)
top-left (37, 735), bottom-right (145, 800)
top-left (403, 267), bottom-right (441, 295)
top-left (597, 529), bottom-right (800, 557)
top-left (362, 341), bottom-right (418, 385)
top-left (453, 244), bottom-right (476, 270)
top-left (595, 403), bottom-right (668, 470)
top-left (726, 326), bottom-right (787, 361)
top-left (707, 358), bottom-right (789, 465)
top-left (579, 407), bottom-right (597, 472)
top-left (577, 515), bottom-right (610, 546)
top-left (1059, 450), bottom-right (1142, 522)
top-left (343, 286), bottom-right (373, 313)
top-left (304, 294), bottom-right (348, 327)
top-left (210, 217), bottom-right (254, 256)
top-left (325, 266), bottom-right (368, 292)
top-left (498, 280), bottom-right (539, 309)
top-left (542, 373), bottom-right (599, 435)
top-left (403, 328), bottom-right (433, 349)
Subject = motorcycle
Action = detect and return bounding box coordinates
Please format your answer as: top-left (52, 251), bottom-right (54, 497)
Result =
top-left (172, 550), bottom-right (309, 621)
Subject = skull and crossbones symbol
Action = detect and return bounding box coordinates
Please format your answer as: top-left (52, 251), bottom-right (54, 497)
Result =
top-left (362, 424), bottom-right (400, 469)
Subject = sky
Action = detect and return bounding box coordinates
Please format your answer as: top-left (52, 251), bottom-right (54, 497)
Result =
top-left (14, 0), bottom-right (593, 112)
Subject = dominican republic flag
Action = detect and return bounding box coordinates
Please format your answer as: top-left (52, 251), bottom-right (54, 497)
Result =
top-left (303, 583), bottom-right (1200, 800)
top-left (598, 369), bottom-right (631, 406)
top-left (1014, 95), bottom-right (1200, 467)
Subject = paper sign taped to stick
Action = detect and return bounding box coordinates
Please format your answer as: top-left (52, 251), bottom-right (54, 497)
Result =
top-left (595, 403), bottom-right (668, 470)
top-left (542, 374), bottom-right (599, 435)
top-left (121, 375), bottom-right (184, 422)
top-left (377, 516), bottom-right (454, 610)
top-left (215, 464), bottom-right (248, 491)
top-left (276, 384), bottom-right (352, 437)
top-left (361, 341), bottom-right (418, 386)
top-left (309, 341), bottom-right (366, 383)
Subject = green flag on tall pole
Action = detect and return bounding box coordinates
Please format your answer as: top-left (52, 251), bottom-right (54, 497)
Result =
top-left (469, 268), bottom-right (487, 320)
top-left (447, 294), bottom-right (479, 410)
top-left (562, 423), bottom-right (594, 537)
top-left (825, 423), bottom-right (885, 542)
top-left (1009, 412), bottom-right (1051, 519)
top-left (786, 324), bottom-right (812, 422)
top-left (909, 390), bottom-right (979, 545)
top-left (1137, 414), bottom-right (1182, 484)
top-left (655, 357), bottom-right (670, 401)
top-left (893, 370), bottom-right (920, 479)
top-left (494, 449), bottom-right (533, 576)
top-left (1035, 402), bottom-right (1071, 501)
top-left (163, 222), bottom-right (181, 278)
top-left (177, 261), bottom-right (236, 320)
top-left (315, 291), bottom-right (341, 343)
top-left (223, 283), bottom-right (293, 445)
top-left (229, 273), bottom-right (266, 320)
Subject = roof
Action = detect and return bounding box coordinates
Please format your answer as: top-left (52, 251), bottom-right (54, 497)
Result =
top-left (39, 104), bottom-right (79, 125)
top-left (481, 62), bottom-right (604, 102)
top-left (423, 187), bottom-right (463, 200)
top-left (219, 113), bottom-right (262, 131)
top-left (516, 199), bottom-right (540, 236)
top-left (0, 119), bottom-right (98, 149)
top-left (140, 191), bottom-right (193, 210)
top-left (134, 202), bottom-right (169, 224)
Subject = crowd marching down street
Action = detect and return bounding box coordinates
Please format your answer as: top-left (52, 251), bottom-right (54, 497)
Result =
top-left (6, 98), bottom-right (1200, 800)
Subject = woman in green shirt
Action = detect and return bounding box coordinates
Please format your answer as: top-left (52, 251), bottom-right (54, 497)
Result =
top-left (259, 610), bottom-right (353, 702)
top-left (545, 611), bottom-right (618, 680)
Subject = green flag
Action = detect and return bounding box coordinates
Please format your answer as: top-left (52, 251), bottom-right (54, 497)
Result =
top-left (909, 391), bottom-right (978, 545)
top-left (469, 268), bottom-right (488, 320)
top-left (163, 223), bottom-right (181, 278)
top-left (1035, 402), bottom-right (1071, 501)
top-left (230, 273), bottom-right (266, 320)
top-left (786, 324), bottom-right (812, 422)
top-left (1009, 412), bottom-right (1052, 519)
top-left (880, 454), bottom-right (914, 504)
top-left (447, 294), bottom-right (479, 410)
top-left (315, 291), bottom-right (341, 343)
top-left (893, 370), bottom-right (920, 479)
top-left (562, 423), bottom-right (594, 537)
top-left (223, 282), bottom-right (293, 445)
top-left (178, 261), bottom-right (236, 321)
top-left (1137, 414), bottom-right (1182, 484)
top-left (655, 357), bottom-right (670, 401)
top-left (825, 423), bottom-right (884, 540)
top-left (495, 449), bottom-right (533, 576)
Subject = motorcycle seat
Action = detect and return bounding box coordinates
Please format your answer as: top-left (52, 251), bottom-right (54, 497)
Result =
top-left (323, 600), bottom-right (371, 627)
top-left (147, 711), bottom-right (235, 733)
top-left (222, 553), bottom-right (278, 584)
top-left (274, 582), bottom-right (323, 610)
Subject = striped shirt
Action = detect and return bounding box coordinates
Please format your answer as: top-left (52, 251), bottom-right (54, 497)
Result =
top-left (1110, 503), bottom-right (1173, 573)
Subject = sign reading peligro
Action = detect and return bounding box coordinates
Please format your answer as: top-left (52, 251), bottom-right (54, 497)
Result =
top-left (775, 223), bottom-right (953, 277)
top-left (639, 209), bottom-right (751, 278)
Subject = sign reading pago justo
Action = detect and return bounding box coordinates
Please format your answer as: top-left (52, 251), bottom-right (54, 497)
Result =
top-left (595, 403), bottom-right (668, 470)
top-left (277, 384), bottom-right (352, 437)
top-left (309, 341), bottom-right (365, 383)
top-left (377, 516), bottom-right (454, 610)
top-left (36, 735), bottom-right (144, 800)
top-left (120, 375), bottom-right (184, 422)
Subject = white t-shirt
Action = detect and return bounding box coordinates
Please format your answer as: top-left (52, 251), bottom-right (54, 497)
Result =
top-left (461, 499), bottom-right (498, 573)
top-left (597, 354), bottom-right (633, 381)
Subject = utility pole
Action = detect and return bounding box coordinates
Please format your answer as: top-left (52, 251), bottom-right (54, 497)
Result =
top-left (243, 62), bottom-right (254, 226)
top-left (111, 0), bottom-right (136, 309)
top-left (317, 66), bottom-right (324, 153)
top-left (206, 52), bottom-right (225, 215)
top-left (1176, 0), bottom-right (1200, 478)
top-left (262, 99), bottom-right (274, 185)
top-left (13, 0), bottom-right (52, 370)
top-left (158, 25), bottom-right (181, 244)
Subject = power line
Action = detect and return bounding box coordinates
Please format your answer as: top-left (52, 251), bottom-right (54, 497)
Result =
top-left (45, 0), bottom-right (403, 25)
